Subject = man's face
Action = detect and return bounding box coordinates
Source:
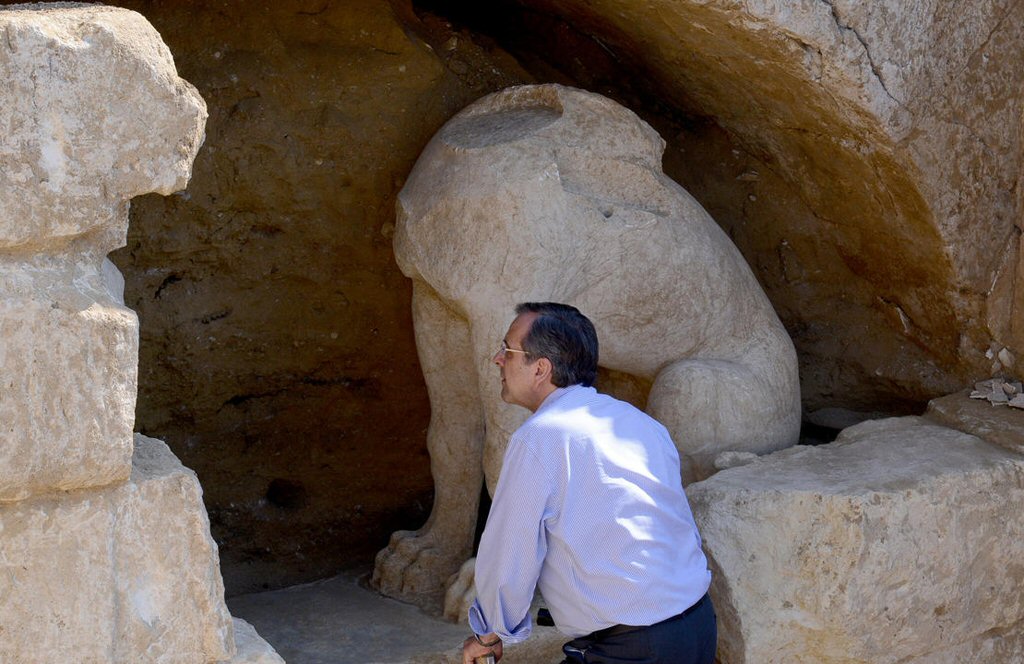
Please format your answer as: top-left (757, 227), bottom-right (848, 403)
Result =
top-left (493, 312), bottom-right (540, 410)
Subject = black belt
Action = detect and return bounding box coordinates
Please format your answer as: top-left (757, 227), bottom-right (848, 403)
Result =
top-left (586, 592), bottom-right (710, 641)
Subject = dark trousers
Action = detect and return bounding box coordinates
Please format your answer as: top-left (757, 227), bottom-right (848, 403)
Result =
top-left (560, 593), bottom-right (717, 664)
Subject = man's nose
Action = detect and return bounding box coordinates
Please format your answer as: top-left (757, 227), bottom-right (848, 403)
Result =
top-left (493, 350), bottom-right (504, 365)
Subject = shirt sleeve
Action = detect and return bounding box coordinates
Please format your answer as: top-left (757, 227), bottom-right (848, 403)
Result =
top-left (468, 434), bottom-right (555, 644)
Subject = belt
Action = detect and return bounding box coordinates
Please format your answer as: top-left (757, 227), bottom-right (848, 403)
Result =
top-left (587, 592), bottom-right (710, 641)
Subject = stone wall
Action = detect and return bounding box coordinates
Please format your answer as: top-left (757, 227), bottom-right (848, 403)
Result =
top-left (0, 5), bottom-right (280, 661)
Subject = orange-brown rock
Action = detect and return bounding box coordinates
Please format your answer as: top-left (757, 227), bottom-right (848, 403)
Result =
top-left (105, 0), bottom-right (530, 592)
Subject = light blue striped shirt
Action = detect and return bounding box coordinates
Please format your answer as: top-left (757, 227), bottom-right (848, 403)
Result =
top-left (469, 384), bottom-right (711, 643)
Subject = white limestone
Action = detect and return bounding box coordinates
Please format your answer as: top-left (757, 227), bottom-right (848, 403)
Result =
top-left (224, 618), bottom-right (286, 664)
top-left (0, 254), bottom-right (137, 501)
top-left (0, 435), bottom-right (235, 663)
top-left (0, 3), bottom-right (206, 502)
top-left (687, 417), bottom-right (1024, 664)
top-left (0, 4), bottom-right (207, 251)
top-left (0, 6), bottom-right (275, 662)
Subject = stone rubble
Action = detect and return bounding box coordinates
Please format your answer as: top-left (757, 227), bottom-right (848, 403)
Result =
top-left (969, 377), bottom-right (1024, 409)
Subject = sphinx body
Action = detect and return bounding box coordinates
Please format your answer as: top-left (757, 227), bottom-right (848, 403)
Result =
top-left (373, 84), bottom-right (801, 609)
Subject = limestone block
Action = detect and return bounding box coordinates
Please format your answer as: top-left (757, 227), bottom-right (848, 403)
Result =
top-left (0, 255), bottom-right (137, 501)
top-left (222, 618), bottom-right (285, 664)
top-left (0, 434), bottom-right (235, 663)
top-left (926, 389), bottom-right (1024, 455)
top-left (687, 417), bottom-right (1024, 664)
top-left (0, 4), bottom-right (207, 250)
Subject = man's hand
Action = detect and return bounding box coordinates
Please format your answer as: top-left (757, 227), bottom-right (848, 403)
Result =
top-left (462, 633), bottom-right (504, 663)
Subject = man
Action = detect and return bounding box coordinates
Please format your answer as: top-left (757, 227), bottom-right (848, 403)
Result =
top-left (462, 302), bottom-right (716, 664)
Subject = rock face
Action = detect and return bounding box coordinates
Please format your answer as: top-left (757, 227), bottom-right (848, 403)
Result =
top-left (374, 83), bottom-right (801, 609)
top-left (105, 0), bottom-right (531, 592)
top-left (458, 0), bottom-right (1024, 413)
top-left (688, 417), bottom-right (1024, 663)
top-left (0, 3), bottom-right (205, 503)
top-left (0, 5), bottom-right (281, 662)
top-left (0, 4), bottom-right (205, 248)
top-left (925, 389), bottom-right (1024, 455)
top-left (0, 435), bottom-right (235, 662)
top-left (227, 618), bottom-right (286, 664)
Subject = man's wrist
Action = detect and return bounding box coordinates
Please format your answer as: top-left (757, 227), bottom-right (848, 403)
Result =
top-left (473, 632), bottom-right (502, 648)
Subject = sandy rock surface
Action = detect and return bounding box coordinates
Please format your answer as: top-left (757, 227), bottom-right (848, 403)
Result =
top-left (0, 3), bottom-right (206, 251)
top-left (925, 389), bottom-right (1024, 455)
top-left (688, 416), bottom-right (1024, 663)
top-left (0, 2), bottom-right (207, 502)
top-left (0, 434), bottom-right (235, 663)
top-left (223, 617), bottom-right (285, 664)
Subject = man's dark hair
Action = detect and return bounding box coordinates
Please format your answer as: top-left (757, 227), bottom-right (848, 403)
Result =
top-left (515, 302), bottom-right (599, 388)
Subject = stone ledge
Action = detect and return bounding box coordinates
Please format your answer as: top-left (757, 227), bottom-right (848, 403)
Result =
top-left (0, 4), bottom-right (206, 251)
top-left (688, 416), bottom-right (1024, 664)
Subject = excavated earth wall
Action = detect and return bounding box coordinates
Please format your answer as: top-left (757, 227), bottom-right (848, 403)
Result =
top-left (5, 0), bottom-right (1019, 597)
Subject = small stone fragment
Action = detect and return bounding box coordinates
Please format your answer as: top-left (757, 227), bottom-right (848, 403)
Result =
top-left (713, 451), bottom-right (760, 470)
top-left (1009, 395), bottom-right (1024, 410)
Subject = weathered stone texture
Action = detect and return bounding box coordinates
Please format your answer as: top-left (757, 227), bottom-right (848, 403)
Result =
top-left (222, 618), bottom-right (285, 664)
top-left (688, 417), bottom-right (1024, 663)
top-left (0, 2), bottom-right (207, 503)
top-left (0, 255), bottom-right (137, 501)
top-left (0, 434), bottom-right (234, 663)
top-left (0, 3), bottom-right (206, 251)
top-left (926, 389), bottom-right (1024, 455)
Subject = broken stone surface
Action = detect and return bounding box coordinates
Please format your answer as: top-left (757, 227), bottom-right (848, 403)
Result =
top-left (968, 377), bottom-right (1024, 408)
top-left (223, 618), bottom-right (285, 664)
top-left (0, 434), bottom-right (234, 663)
top-left (0, 3), bottom-right (207, 252)
top-left (926, 390), bottom-right (1024, 455)
top-left (0, 2), bottom-right (207, 503)
top-left (687, 416), bottom-right (1024, 664)
top-left (0, 253), bottom-right (137, 502)
top-left (376, 83), bottom-right (801, 609)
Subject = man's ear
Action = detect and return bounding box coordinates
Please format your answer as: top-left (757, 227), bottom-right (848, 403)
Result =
top-left (534, 356), bottom-right (554, 383)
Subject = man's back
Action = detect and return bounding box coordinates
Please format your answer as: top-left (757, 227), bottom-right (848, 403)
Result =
top-left (474, 384), bottom-right (711, 639)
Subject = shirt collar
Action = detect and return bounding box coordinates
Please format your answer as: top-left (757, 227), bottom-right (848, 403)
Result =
top-left (534, 383), bottom-right (586, 415)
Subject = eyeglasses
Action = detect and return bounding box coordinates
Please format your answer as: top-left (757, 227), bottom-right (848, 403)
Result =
top-left (497, 340), bottom-right (530, 357)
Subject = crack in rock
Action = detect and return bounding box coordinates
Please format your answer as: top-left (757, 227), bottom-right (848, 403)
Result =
top-left (818, 0), bottom-right (901, 105)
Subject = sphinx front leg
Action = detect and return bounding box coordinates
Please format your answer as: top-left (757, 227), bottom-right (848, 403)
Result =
top-left (372, 282), bottom-right (485, 609)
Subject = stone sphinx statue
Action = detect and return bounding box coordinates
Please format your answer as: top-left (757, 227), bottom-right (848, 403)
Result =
top-left (373, 84), bottom-right (801, 610)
